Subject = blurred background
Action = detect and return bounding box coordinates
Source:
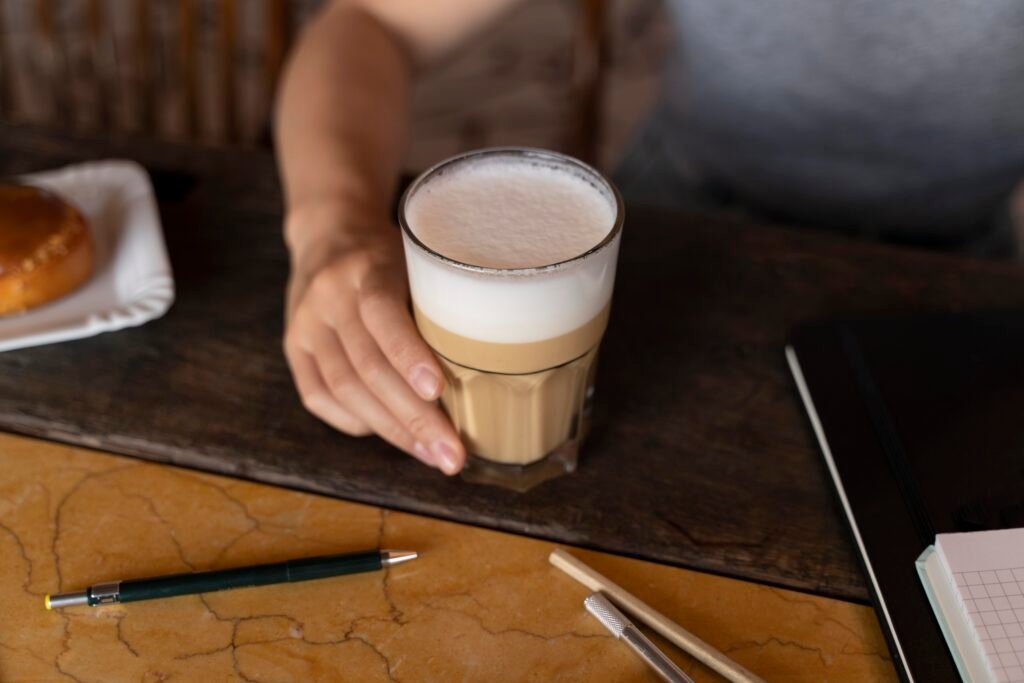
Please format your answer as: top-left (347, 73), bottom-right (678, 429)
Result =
top-left (0, 0), bottom-right (671, 171)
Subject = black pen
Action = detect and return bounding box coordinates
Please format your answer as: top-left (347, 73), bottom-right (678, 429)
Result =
top-left (45, 549), bottom-right (417, 609)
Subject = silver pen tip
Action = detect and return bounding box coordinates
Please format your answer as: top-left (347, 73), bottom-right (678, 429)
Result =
top-left (46, 590), bottom-right (90, 609)
top-left (381, 550), bottom-right (418, 567)
top-left (584, 592), bottom-right (631, 638)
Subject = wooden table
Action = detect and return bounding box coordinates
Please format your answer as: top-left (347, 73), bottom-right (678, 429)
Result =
top-left (0, 432), bottom-right (895, 681)
top-left (3, 125), bottom-right (1024, 612)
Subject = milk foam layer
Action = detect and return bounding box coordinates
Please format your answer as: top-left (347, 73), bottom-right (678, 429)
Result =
top-left (402, 151), bottom-right (621, 345)
top-left (406, 157), bottom-right (615, 269)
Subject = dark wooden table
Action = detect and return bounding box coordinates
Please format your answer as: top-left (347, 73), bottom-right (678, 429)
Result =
top-left (4, 125), bottom-right (1024, 604)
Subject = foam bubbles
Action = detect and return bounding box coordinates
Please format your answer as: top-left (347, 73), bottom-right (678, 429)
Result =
top-left (402, 150), bottom-right (621, 343)
top-left (405, 155), bottom-right (615, 269)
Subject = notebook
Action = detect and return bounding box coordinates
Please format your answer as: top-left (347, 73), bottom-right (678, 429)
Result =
top-left (918, 529), bottom-right (1024, 682)
top-left (786, 311), bottom-right (1024, 682)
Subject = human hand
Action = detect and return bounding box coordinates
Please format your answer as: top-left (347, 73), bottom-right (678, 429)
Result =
top-left (282, 202), bottom-right (466, 474)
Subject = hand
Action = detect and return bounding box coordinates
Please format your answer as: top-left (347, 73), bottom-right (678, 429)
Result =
top-left (282, 203), bottom-right (466, 474)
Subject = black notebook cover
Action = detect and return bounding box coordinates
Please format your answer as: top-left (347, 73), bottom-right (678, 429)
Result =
top-left (787, 311), bottom-right (1024, 682)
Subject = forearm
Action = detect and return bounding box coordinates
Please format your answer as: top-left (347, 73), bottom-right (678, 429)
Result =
top-left (275, 0), bottom-right (526, 468)
top-left (275, 3), bottom-right (412, 259)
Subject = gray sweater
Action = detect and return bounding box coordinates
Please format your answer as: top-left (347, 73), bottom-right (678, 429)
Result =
top-left (616, 0), bottom-right (1024, 254)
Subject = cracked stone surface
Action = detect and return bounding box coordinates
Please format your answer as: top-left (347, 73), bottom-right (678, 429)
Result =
top-left (0, 432), bottom-right (896, 681)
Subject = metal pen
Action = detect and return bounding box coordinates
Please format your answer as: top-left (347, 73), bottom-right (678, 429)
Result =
top-left (45, 549), bottom-right (417, 609)
top-left (585, 592), bottom-right (694, 683)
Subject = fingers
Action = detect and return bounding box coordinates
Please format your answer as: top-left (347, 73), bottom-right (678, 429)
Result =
top-left (285, 344), bottom-right (370, 436)
top-left (335, 313), bottom-right (465, 475)
top-left (358, 281), bottom-right (445, 401)
top-left (282, 239), bottom-right (466, 476)
top-left (308, 326), bottom-right (440, 470)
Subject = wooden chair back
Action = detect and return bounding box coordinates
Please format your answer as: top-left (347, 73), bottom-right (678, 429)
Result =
top-left (0, 0), bottom-right (605, 159)
top-left (0, 0), bottom-right (291, 144)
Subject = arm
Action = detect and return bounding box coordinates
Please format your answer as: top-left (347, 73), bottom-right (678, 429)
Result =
top-left (274, 0), bottom-right (520, 474)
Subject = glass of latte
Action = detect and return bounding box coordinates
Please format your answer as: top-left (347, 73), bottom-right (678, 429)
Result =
top-left (399, 148), bottom-right (623, 491)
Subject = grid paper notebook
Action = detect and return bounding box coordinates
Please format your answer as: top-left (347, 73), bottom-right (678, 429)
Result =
top-left (919, 529), bottom-right (1024, 683)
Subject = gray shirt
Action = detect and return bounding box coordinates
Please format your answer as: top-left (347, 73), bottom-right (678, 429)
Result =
top-left (616, 0), bottom-right (1024, 255)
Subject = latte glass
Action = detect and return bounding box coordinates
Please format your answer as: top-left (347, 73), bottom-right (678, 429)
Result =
top-left (399, 148), bottom-right (623, 491)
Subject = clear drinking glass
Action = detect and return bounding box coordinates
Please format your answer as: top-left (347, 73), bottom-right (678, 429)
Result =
top-left (398, 148), bottom-right (624, 491)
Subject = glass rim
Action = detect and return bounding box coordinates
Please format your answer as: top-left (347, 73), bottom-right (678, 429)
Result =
top-left (398, 147), bottom-right (625, 276)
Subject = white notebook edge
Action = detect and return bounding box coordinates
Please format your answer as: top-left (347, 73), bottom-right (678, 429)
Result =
top-left (784, 345), bottom-right (914, 682)
top-left (916, 546), bottom-right (990, 682)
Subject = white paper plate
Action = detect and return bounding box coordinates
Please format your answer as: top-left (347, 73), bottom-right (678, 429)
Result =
top-left (0, 160), bottom-right (175, 352)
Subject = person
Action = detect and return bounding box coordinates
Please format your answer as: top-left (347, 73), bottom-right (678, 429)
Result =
top-left (274, 0), bottom-right (1024, 475)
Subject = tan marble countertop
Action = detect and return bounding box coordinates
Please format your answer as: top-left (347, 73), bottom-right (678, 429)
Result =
top-left (0, 432), bottom-right (896, 682)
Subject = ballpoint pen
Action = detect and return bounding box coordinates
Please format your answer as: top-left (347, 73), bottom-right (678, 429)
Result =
top-left (45, 549), bottom-right (417, 609)
top-left (585, 592), bottom-right (694, 683)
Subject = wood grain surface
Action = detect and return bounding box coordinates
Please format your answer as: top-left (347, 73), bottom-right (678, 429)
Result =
top-left (4, 125), bottom-right (1024, 603)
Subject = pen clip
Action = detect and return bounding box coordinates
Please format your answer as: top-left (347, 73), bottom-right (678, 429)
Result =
top-left (89, 581), bottom-right (121, 606)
